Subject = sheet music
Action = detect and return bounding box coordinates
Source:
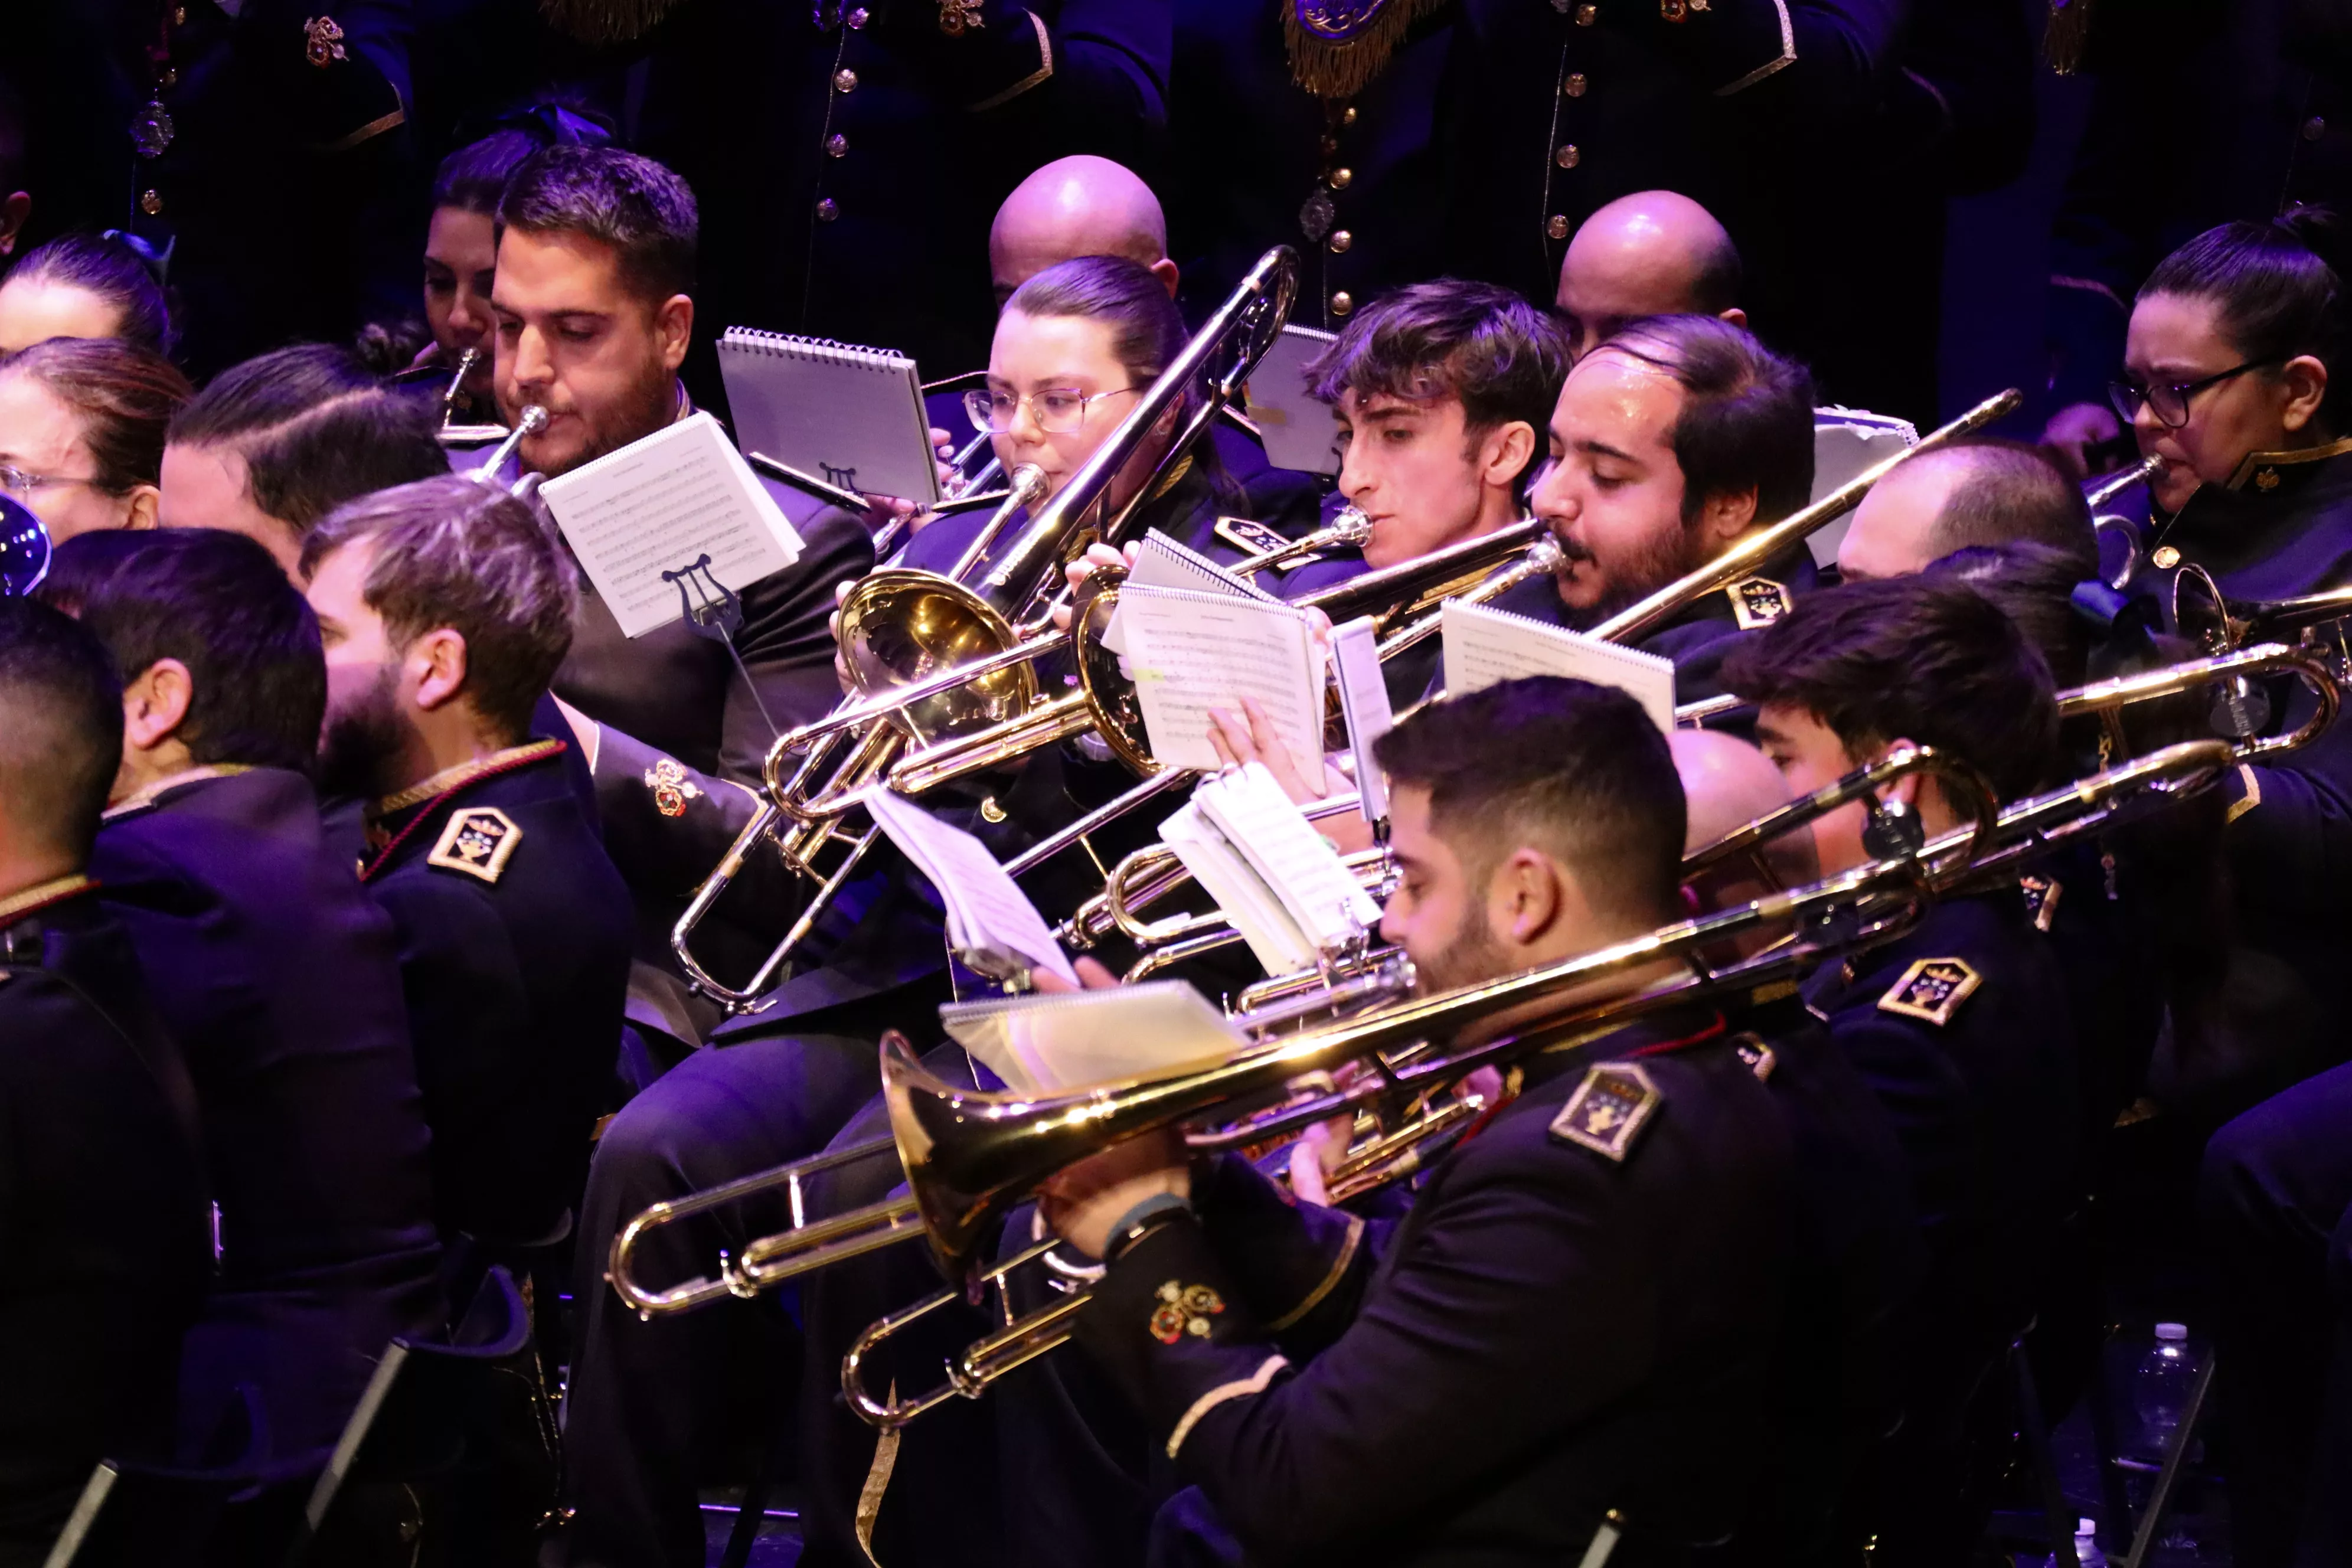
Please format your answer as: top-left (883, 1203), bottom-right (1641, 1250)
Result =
top-left (1330, 616), bottom-right (1393, 827)
top-left (1101, 529), bottom-right (1272, 656)
top-left (1121, 585), bottom-right (1325, 776)
top-left (1194, 763), bottom-right (1380, 951)
top-left (1442, 598), bottom-right (1677, 731)
top-left (863, 789), bottom-right (1077, 988)
top-left (1160, 801), bottom-right (1317, 975)
top-left (538, 413), bottom-right (805, 638)
top-left (717, 328), bottom-right (939, 505)
top-left (940, 981), bottom-right (1242, 1093)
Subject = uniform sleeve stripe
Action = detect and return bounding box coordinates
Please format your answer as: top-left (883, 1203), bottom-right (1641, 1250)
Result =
top-left (2226, 763), bottom-right (2262, 824)
top-left (968, 13), bottom-right (1054, 112)
top-left (1263, 1214), bottom-right (1364, 1333)
top-left (1167, 1354), bottom-right (1290, 1459)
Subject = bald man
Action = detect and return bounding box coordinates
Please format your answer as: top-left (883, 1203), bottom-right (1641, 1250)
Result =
top-left (1670, 725), bottom-right (1918, 1559)
top-left (1835, 442), bottom-right (2095, 583)
top-left (1555, 191), bottom-right (1747, 361)
top-left (989, 154), bottom-right (1179, 305)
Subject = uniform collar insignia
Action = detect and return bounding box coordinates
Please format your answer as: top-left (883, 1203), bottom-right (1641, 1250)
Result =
top-left (1214, 515), bottom-right (1301, 566)
top-left (102, 764), bottom-right (254, 821)
top-left (1876, 956), bottom-right (1982, 1025)
top-left (643, 756), bottom-right (704, 818)
top-left (0, 873), bottom-right (97, 932)
top-left (1727, 574), bottom-right (1793, 630)
top-left (2225, 434), bottom-right (2352, 492)
top-left (2018, 874), bottom-right (2062, 933)
top-left (426, 807), bottom-right (524, 884)
top-left (372, 739), bottom-right (566, 821)
top-left (1549, 1060), bottom-right (1664, 1162)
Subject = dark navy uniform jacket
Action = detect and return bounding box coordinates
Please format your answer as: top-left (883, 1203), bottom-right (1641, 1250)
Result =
top-left (90, 767), bottom-right (445, 1476)
top-left (2114, 442), bottom-right (2352, 1087)
top-left (1169, 0), bottom-right (1901, 343)
top-left (357, 741), bottom-right (633, 1246)
top-left (631, 0), bottom-right (1170, 401)
top-left (1072, 1002), bottom-right (1792, 1564)
top-left (4, 0), bottom-right (422, 377)
top-left (0, 880), bottom-right (211, 1562)
top-left (1802, 888), bottom-right (2077, 1355)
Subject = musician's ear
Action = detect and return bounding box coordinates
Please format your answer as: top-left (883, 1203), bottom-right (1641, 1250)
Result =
top-left (1491, 846), bottom-right (1566, 949)
top-left (654, 293), bottom-right (694, 371)
top-left (1693, 482), bottom-right (1758, 546)
top-left (2281, 354), bottom-right (2329, 433)
top-left (1476, 420), bottom-right (1537, 491)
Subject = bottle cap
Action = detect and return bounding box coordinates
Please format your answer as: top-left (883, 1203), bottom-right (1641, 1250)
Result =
top-left (2156, 1322), bottom-right (2188, 1340)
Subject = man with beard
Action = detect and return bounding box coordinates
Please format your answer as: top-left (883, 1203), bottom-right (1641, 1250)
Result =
top-left (55, 527), bottom-right (445, 1486)
top-left (1501, 313), bottom-right (1818, 699)
top-left (479, 143), bottom-right (875, 1046)
top-left (1035, 677), bottom-right (1796, 1564)
top-left (303, 473), bottom-right (631, 1278)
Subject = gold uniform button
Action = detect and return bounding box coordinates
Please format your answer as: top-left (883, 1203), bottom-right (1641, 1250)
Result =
top-left (1556, 143), bottom-right (1582, 168)
top-left (833, 68), bottom-right (858, 93)
top-left (1547, 214), bottom-right (1570, 240)
top-left (1576, 3), bottom-right (1598, 22)
top-left (1329, 166), bottom-right (1353, 190)
top-left (2306, 116), bottom-right (2328, 141)
top-left (1328, 229), bottom-right (1352, 254)
top-left (2151, 545), bottom-right (2181, 570)
top-left (139, 189), bottom-right (163, 215)
top-left (1331, 290), bottom-right (1355, 316)
top-left (172, 5), bottom-right (186, 21)
top-left (1341, 105), bottom-right (1358, 125)
top-left (159, 67), bottom-right (179, 87)
top-left (1564, 72), bottom-right (1587, 96)
top-left (816, 197), bottom-right (840, 222)
top-left (826, 133), bottom-right (849, 157)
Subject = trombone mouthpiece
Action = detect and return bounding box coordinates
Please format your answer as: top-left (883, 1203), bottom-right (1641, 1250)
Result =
top-left (1524, 535), bottom-right (1566, 574)
top-left (518, 405), bottom-right (551, 436)
top-left (1331, 505), bottom-right (1373, 547)
top-left (1010, 463), bottom-right (1048, 505)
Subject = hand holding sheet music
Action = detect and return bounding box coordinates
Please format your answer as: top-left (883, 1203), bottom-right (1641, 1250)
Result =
top-left (1159, 762), bottom-right (1380, 976)
top-left (1122, 584), bottom-right (1327, 777)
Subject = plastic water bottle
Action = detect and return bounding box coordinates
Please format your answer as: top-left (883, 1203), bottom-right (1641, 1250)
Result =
top-left (2073, 1517), bottom-right (2109, 1567)
top-left (2135, 1322), bottom-right (2201, 1455)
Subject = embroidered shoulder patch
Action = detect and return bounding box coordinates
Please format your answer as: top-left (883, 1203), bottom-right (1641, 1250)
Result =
top-left (1149, 1280), bottom-right (1226, 1345)
top-left (1876, 956), bottom-right (1981, 1026)
top-left (2018, 874), bottom-right (2062, 933)
top-left (643, 756), bottom-right (703, 818)
top-left (1548, 1061), bottom-right (1663, 1162)
top-left (426, 807), bottom-right (522, 884)
top-left (1214, 515), bottom-right (1298, 566)
top-left (1730, 1031), bottom-right (1776, 1082)
top-left (1729, 575), bottom-right (1792, 629)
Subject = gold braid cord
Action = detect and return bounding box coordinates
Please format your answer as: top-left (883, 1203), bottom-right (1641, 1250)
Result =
top-left (1282, 0), bottom-right (1448, 100)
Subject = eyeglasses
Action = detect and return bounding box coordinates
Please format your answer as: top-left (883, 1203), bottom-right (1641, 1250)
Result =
top-left (0, 463), bottom-right (102, 497)
top-left (963, 385), bottom-right (1139, 436)
top-left (2108, 358), bottom-right (2280, 429)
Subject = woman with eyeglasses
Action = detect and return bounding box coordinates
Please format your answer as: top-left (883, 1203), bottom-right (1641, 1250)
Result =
top-left (2111, 209), bottom-right (2352, 587)
top-left (0, 336), bottom-right (190, 545)
top-left (897, 253), bottom-right (1318, 582)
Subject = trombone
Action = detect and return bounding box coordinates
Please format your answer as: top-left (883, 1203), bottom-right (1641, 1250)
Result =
top-left (668, 247), bottom-right (1305, 1008)
top-left (2089, 455), bottom-right (2164, 590)
top-left (607, 743), bottom-right (1991, 1323)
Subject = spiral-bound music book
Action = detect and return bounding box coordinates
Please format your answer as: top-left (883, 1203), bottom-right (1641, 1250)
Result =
top-left (717, 327), bottom-right (940, 506)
